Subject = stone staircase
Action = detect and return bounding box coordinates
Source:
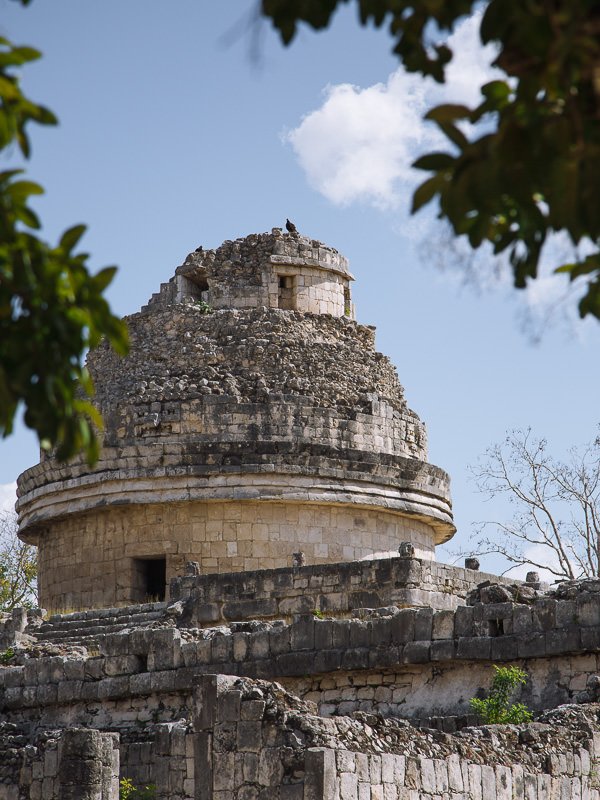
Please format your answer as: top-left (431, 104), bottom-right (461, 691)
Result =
top-left (33, 602), bottom-right (169, 647)
top-left (140, 279), bottom-right (177, 313)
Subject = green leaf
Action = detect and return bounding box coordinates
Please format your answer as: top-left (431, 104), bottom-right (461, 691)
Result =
top-left (556, 254), bottom-right (600, 280)
top-left (412, 152), bottom-right (455, 171)
top-left (480, 0), bottom-right (511, 44)
top-left (411, 175), bottom-right (444, 213)
top-left (59, 224), bottom-right (87, 254)
top-left (480, 80), bottom-right (511, 104)
top-left (579, 281), bottom-right (600, 319)
top-left (8, 179), bottom-right (44, 200)
top-left (14, 204), bottom-right (40, 229)
top-left (92, 266), bottom-right (118, 293)
top-left (425, 104), bottom-right (472, 123)
top-left (438, 121), bottom-right (469, 150)
top-left (10, 45), bottom-right (42, 64)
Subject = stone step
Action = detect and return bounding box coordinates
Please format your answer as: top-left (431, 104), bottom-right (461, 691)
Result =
top-left (36, 609), bottom-right (164, 634)
top-left (35, 626), bottom-right (130, 644)
top-left (43, 601), bottom-right (167, 624)
top-left (33, 602), bottom-right (168, 645)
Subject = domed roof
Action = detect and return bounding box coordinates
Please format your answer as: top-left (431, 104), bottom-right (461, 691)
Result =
top-left (144, 228), bottom-right (354, 317)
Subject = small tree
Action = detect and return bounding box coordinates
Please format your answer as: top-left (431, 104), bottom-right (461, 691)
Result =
top-left (0, 27), bottom-right (129, 464)
top-left (468, 429), bottom-right (600, 580)
top-left (0, 511), bottom-right (37, 611)
top-left (470, 665), bottom-right (532, 725)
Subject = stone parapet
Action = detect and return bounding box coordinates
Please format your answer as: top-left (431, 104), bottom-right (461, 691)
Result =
top-left (170, 557), bottom-right (505, 622)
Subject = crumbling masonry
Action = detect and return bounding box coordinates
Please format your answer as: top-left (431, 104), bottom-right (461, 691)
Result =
top-left (3, 229), bottom-right (600, 800)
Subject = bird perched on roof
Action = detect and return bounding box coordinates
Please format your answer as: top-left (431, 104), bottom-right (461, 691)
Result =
top-left (285, 218), bottom-right (297, 234)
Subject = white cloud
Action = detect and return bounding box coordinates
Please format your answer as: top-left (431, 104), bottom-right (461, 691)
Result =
top-left (285, 10), bottom-right (500, 209)
top-left (286, 73), bottom-right (436, 209)
top-left (286, 10), bottom-right (597, 329)
top-left (504, 544), bottom-right (568, 585)
top-left (0, 482), bottom-right (17, 517)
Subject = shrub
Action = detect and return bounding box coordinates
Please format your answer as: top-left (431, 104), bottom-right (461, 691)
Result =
top-left (470, 665), bottom-right (533, 724)
top-left (119, 778), bottom-right (157, 800)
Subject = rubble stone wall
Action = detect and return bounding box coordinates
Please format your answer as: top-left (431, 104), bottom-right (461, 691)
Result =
top-left (0, 726), bottom-right (119, 800)
top-left (4, 584), bottom-right (600, 724)
top-left (195, 675), bottom-right (600, 800)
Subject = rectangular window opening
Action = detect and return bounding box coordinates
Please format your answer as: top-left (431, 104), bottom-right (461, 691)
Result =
top-left (132, 557), bottom-right (167, 602)
top-left (343, 284), bottom-right (351, 315)
top-left (278, 274), bottom-right (296, 310)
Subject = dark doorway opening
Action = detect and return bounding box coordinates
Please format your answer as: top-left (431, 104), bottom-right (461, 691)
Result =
top-left (278, 274), bottom-right (296, 310)
top-left (133, 557), bottom-right (166, 602)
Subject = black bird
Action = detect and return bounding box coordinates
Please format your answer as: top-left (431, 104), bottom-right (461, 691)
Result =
top-left (285, 218), bottom-right (297, 234)
top-left (194, 245), bottom-right (203, 253)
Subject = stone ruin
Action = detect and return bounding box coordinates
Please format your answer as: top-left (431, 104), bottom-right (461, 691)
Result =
top-left (2, 229), bottom-right (600, 799)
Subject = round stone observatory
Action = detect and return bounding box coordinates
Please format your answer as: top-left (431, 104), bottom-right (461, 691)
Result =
top-left (16, 229), bottom-right (455, 610)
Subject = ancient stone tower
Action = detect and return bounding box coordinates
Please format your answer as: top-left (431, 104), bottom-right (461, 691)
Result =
top-left (16, 229), bottom-right (454, 611)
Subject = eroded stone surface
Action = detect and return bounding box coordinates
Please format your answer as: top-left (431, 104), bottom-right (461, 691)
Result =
top-left (16, 230), bottom-right (453, 611)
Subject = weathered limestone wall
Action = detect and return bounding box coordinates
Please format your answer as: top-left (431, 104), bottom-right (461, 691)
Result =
top-left (269, 264), bottom-right (349, 316)
top-left (5, 579), bottom-right (600, 726)
top-left (4, 576), bottom-right (600, 798)
top-left (284, 653), bottom-right (600, 719)
top-left (196, 676), bottom-right (600, 800)
top-left (4, 670), bottom-right (600, 800)
top-left (119, 723), bottom-right (193, 800)
top-left (0, 727), bottom-right (119, 800)
top-left (171, 557), bottom-right (508, 625)
top-left (17, 302), bottom-right (454, 610)
top-left (34, 505), bottom-right (437, 611)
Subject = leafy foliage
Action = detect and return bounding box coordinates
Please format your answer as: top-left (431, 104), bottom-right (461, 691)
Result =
top-left (261, 0), bottom-right (600, 320)
top-left (194, 299), bottom-right (213, 314)
top-left (0, 647), bottom-right (15, 664)
top-left (0, 511), bottom-right (36, 611)
top-left (470, 665), bottom-right (533, 725)
top-left (0, 31), bottom-right (128, 462)
top-left (119, 778), bottom-right (157, 800)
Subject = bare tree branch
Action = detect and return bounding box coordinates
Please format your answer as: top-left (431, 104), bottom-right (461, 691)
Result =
top-left (461, 428), bottom-right (600, 580)
top-left (0, 511), bottom-right (37, 611)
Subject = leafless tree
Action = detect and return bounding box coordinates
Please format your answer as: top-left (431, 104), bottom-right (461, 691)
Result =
top-left (0, 511), bottom-right (37, 611)
top-left (466, 429), bottom-right (600, 580)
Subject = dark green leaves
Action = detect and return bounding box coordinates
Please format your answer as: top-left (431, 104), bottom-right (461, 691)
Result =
top-left (0, 35), bottom-right (129, 463)
top-left (262, 0), bottom-right (476, 81)
top-left (261, 0), bottom-right (600, 320)
top-left (411, 175), bottom-right (445, 213)
top-left (0, 37), bottom-right (57, 157)
top-left (412, 153), bottom-right (455, 171)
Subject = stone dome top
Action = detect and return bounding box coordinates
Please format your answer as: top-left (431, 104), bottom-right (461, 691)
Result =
top-left (144, 228), bottom-right (355, 318)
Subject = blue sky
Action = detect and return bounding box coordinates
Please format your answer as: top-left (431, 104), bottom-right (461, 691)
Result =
top-left (1, 1), bottom-right (599, 573)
